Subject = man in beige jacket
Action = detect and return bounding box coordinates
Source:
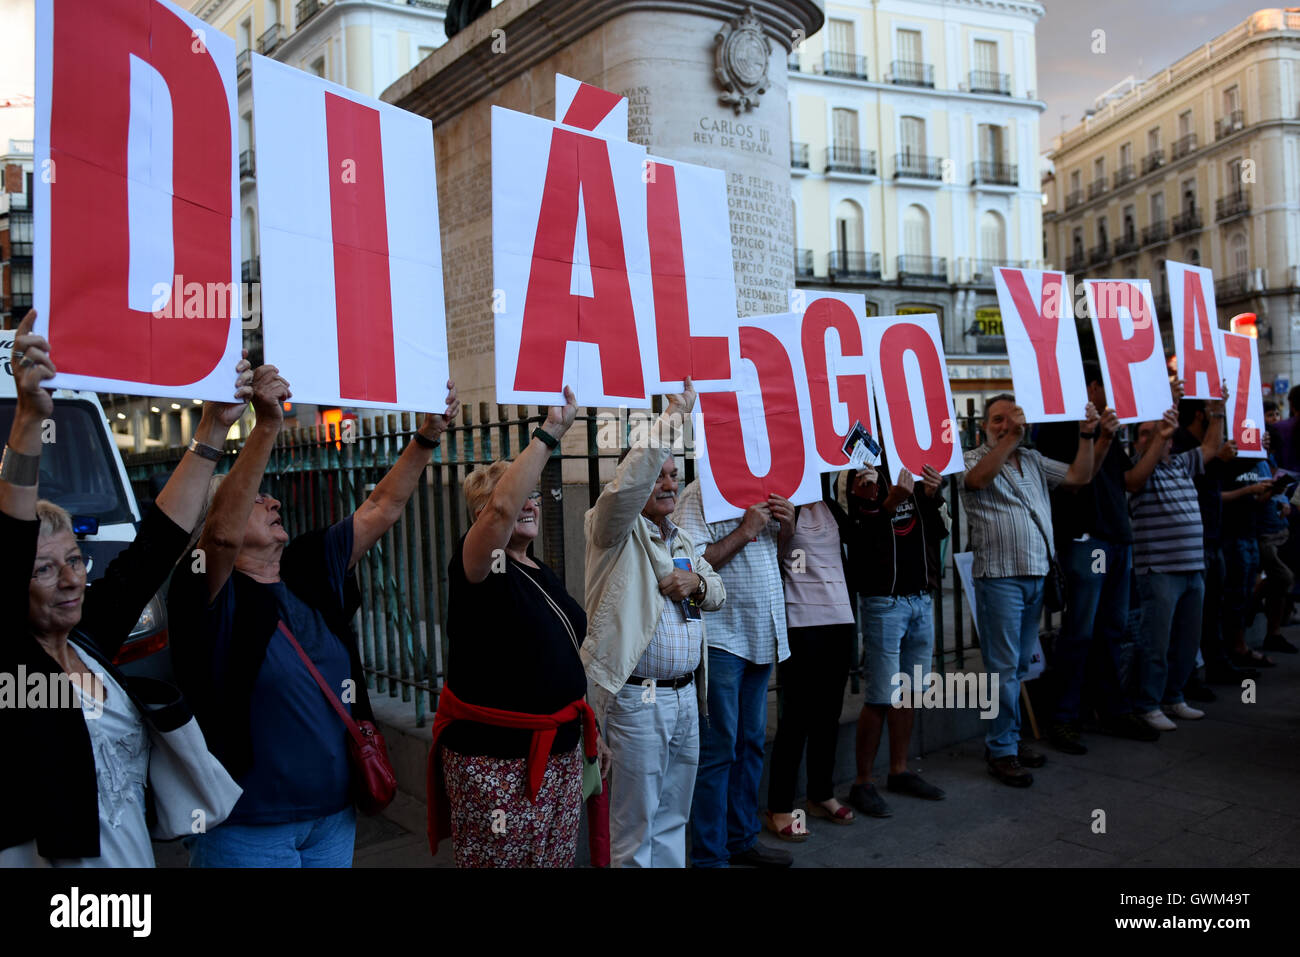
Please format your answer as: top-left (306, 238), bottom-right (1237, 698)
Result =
top-left (582, 379), bottom-right (725, 867)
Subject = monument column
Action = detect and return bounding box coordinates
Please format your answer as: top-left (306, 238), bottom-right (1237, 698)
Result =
top-left (383, 0), bottom-right (824, 409)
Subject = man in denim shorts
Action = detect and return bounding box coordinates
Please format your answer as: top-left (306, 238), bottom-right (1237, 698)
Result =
top-left (840, 458), bottom-right (949, 817)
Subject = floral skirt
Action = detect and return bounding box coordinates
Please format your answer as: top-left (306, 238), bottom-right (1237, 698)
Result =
top-left (441, 744), bottom-right (582, 868)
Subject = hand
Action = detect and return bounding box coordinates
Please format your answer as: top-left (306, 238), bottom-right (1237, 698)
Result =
top-left (1249, 480), bottom-right (1274, 499)
top-left (199, 351), bottom-right (255, 436)
top-left (596, 735), bottom-right (613, 779)
top-left (1004, 405), bottom-right (1027, 443)
top-left (738, 502), bottom-right (772, 538)
top-left (657, 568), bottom-right (702, 601)
top-left (9, 310), bottom-right (56, 421)
top-left (542, 384), bottom-right (578, 440)
top-left (884, 469), bottom-right (915, 509)
top-left (850, 466), bottom-right (879, 499)
top-left (767, 494), bottom-right (796, 532)
top-left (249, 364), bottom-right (291, 425)
top-left (666, 376), bottom-right (697, 416)
top-left (920, 464), bottom-right (943, 498)
top-left (1284, 503), bottom-right (1292, 518)
top-left (418, 379), bottom-right (461, 443)
top-left (1206, 379), bottom-right (1228, 415)
top-left (1170, 377), bottom-right (1185, 404)
top-left (1081, 401), bottom-right (1100, 433)
top-left (1216, 440), bottom-right (1238, 462)
top-left (1156, 407), bottom-right (1178, 441)
top-left (1099, 409), bottom-right (1121, 437)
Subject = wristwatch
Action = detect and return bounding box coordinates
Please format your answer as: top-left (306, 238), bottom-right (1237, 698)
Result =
top-left (186, 438), bottom-right (224, 462)
top-left (694, 574), bottom-right (707, 602)
top-left (413, 431), bottom-right (440, 449)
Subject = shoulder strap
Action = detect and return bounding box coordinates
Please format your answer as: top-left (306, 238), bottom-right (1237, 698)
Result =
top-left (277, 620), bottom-right (366, 749)
top-left (515, 564), bottom-right (581, 657)
top-left (1000, 458), bottom-right (1057, 558)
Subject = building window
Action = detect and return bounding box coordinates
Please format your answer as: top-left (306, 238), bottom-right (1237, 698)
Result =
top-left (833, 107), bottom-right (859, 150)
top-left (829, 18), bottom-right (855, 56)
top-left (310, 56), bottom-right (326, 78)
top-left (897, 28), bottom-right (922, 65)
top-left (1177, 110), bottom-right (1193, 137)
top-left (903, 204), bottom-right (930, 257)
top-left (979, 210), bottom-right (1005, 264)
top-left (1181, 177), bottom-right (1196, 213)
top-left (1093, 156), bottom-right (1105, 180)
top-left (835, 199), bottom-right (864, 254)
top-left (1229, 233), bottom-right (1248, 274)
top-left (1071, 227), bottom-right (1083, 258)
top-left (973, 39), bottom-right (998, 75)
top-left (1122, 204), bottom-right (1136, 241)
top-left (238, 18), bottom-right (252, 52)
top-left (1097, 215), bottom-right (1108, 246)
top-left (266, 0), bottom-right (280, 28)
top-left (417, 45), bottom-right (436, 63)
top-left (1148, 127), bottom-right (1161, 151)
top-left (1150, 191), bottom-right (1165, 222)
top-left (1227, 157), bottom-right (1243, 191)
top-left (1223, 85), bottom-right (1240, 116)
top-left (1069, 169), bottom-right (1081, 191)
top-left (1188, 248), bottom-right (1200, 265)
top-left (899, 115), bottom-right (925, 159)
top-left (1119, 142), bottom-right (1132, 168)
top-left (977, 124), bottom-right (1005, 164)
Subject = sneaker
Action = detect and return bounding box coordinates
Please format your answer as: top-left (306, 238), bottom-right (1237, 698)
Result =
top-left (886, 771), bottom-right (946, 801)
top-left (1017, 743), bottom-right (1047, 768)
top-left (1142, 709), bottom-right (1177, 732)
top-left (1165, 701), bottom-right (1204, 720)
top-left (986, 753), bottom-right (1033, 787)
top-left (1095, 713), bottom-right (1160, 742)
top-left (1263, 633), bottom-right (1299, 654)
top-left (1048, 722), bottom-right (1088, 755)
top-left (845, 781), bottom-right (893, 818)
top-left (729, 843), bottom-right (793, 868)
top-left (1184, 676), bottom-right (1217, 703)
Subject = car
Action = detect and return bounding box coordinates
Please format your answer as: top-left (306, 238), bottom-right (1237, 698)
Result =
top-left (1, 333), bottom-right (172, 679)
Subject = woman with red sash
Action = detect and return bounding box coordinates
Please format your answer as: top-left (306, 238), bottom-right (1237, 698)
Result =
top-left (427, 386), bottom-right (609, 867)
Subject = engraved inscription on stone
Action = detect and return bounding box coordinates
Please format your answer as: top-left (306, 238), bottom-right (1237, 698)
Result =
top-left (621, 86), bottom-right (654, 146)
top-left (727, 170), bottom-right (793, 317)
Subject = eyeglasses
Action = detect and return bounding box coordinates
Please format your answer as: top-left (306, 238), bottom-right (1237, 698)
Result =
top-left (526, 491), bottom-right (543, 503)
top-left (32, 554), bottom-right (90, 586)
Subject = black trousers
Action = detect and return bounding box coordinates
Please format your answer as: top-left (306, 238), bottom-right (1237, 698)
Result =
top-left (766, 623), bottom-right (854, 812)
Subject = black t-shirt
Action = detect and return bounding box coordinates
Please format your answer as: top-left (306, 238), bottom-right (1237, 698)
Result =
top-left (1034, 423), bottom-right (1133, 545)
top-left (1171, 428), bottom-right (1259, 545)
top-left (441, 535), bottom-right (588, 759)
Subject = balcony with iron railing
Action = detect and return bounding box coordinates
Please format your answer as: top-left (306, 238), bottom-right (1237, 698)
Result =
top-left (1064, 189), bottom-right (1083, 210)
top-left (896, 255), bottom-right (947, 281)
top-left (971, 161), bottom-right (1017, 186)
top-left (258, 24), bottom-right (282, 55)
top-left (239, 149), bottom-right (255, 179)
top-left (1216, 190), bottom-right (1250, 221)
top-left (297, 0), bottom-right (326, 26)
top-left (1141, 149), bottom-right (1164, 175)
top-left (1088, 176), bottom-right (1108, 199)
top-left (1215, 272), bottom-right (1249, 301)
top-left (827, 146), bottom-right (877, 176)
top-left (237, 49), bottom-right (251, 76)
top-left (821, 51), bottom-right (869, 80)
top-left (970, 260), bottom-right (1014, 285)
top-left (1090, 241), bottom-right (1110, 265)
top-left (1114, 233), bottom-right (1139, 257)
top-left (1142, 220), bottom-right (1168, 246)
top-left (893, 152), bottom-right (943, 181)
top-left (791, 142), bottom-right (810, 170)
top-left (1114, 164), bottom-right (1136, 187)
top-left (1171, 132), bottom-right (1198, 160)
top-left (7, 240), bottom-right (32, 263)
top-left (1216, 110), bottom-right (1245, 140)
top-left (890, 60), bottom-right (934, 88)
top-left (969, 70), bottom-right (1010, 95)
top-left (1066, 250), bottom-right (1087, 273)
top-left (1171, 207), bottom-right (1202, 235)
top-left (828, 250), bottom-right (881, 280)
top-left (795, 248), bottom-right (814, 278)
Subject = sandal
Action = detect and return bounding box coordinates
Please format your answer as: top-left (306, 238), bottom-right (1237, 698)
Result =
top-left (807, 801), bottom-right (856, 825)
top-left (762, 809), bottom-right (809, 842)
top-left (1232, 649), bottom-right (1277, 668)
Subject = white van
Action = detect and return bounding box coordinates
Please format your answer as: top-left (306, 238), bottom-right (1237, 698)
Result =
top-left (1, 332), bottom-right (170, 677)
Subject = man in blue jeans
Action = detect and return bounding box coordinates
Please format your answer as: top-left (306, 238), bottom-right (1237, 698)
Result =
top-left (1126, 393), bottom-right (1226, 730)
top-left (962, 394), bottom-right (1098, 786)
top-left (1035, 362), bottom-right (1160, 753)
top-left (675, 479), bottom-right (794, 867)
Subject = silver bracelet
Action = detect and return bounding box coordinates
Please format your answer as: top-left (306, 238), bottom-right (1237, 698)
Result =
top-left (0, 444), bottom-right (40, 486)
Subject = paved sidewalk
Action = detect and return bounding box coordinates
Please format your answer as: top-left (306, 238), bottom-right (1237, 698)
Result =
top-left (156, 632), bottom-right (1298, 868)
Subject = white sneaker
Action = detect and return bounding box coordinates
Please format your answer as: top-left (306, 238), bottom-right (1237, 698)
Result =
top-left (1165, 702), bottom-right (1204, 720)
top-left (1142, 709), bottom-right (1177, 731)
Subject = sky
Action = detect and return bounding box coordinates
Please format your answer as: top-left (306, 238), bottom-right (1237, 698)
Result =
top-left (1036, 0), bottom-right (1268, 152)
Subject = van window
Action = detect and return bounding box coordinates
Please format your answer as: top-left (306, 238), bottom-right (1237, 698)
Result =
top-left (0, 399), bottom-right (135, 525)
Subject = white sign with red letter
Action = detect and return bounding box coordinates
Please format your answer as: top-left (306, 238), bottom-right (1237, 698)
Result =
top-left (33, 0), bottom-right (243, 399)
top-left (251, 56), bottom-right (448, 410)
top-left (864, 313), bottom-right (964, 483)
top-left (554, 74), bottom-right (628, 140)
top-left (789, 289), bottom-right (877, 469)
top-left (692, 312), bottom-right (822, 523)
top-left (1167, 260), bottom-right (1225, 400)
top-left (993, 268), bottom-right (1088, 422)
top-left (1083, 279), bottom-right (1171, 424)
top-left (1220, 329), bottom-right (1265, 458)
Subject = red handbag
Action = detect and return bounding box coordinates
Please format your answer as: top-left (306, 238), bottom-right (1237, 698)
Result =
top-left (278, 621), bottom-right (397, 815)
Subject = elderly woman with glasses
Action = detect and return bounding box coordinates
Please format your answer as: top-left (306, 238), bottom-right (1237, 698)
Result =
top-left (0, 311), bottom-right (253, 866)
top-left (426, 386), bottom-right (610, 868)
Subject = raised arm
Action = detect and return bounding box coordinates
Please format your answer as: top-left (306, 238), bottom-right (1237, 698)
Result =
top-left (350, 381), bottom-right (460, 569)
top-left (462, 386), bottom-right (577, 583)
top-left (1124, 408), bottom-right (1178, 493)
top-left (701, 504), bottom-right (770, 571)
top-left (588, 380), bottom-right (695, 550)
top-left (964, 404), bottom-right (1024, 490)
top-left (0, 311), bottom-right (52, 522)
top-left (1200, 382), bottom-right (1227, 465)
top-left (1060, 402), bottom-right (1100, 489)
top-left (194, 365), bottom-right (291, 603)
top-left (1089, 410), bottom-right (1120, 480)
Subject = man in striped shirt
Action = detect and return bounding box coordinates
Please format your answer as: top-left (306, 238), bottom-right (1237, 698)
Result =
top-left (963, 394), bottom-right (1099, 787)
top-left (1125, 392), bottom-right (1226, 731)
